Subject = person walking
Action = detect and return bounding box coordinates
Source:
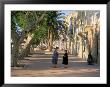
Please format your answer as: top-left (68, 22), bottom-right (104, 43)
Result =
top-left (87, 50), bottom-right (94, 65)
top-left (52, 47), bottom-right (59, 68)
top-left (62, 50), bottom-right (68, 68)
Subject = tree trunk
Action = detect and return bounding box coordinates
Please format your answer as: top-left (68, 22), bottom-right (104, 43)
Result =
top-left (75, 38), bottom-right (78, 56)
top-left (48, 29), bottom-right (50, 50)
top-left (25, 46), bottom-right (31, 57)
top-left (71, 42), bottom-right (73, 54)
top-left (82, 39), bottom-right (83, 59)
top-left (12, 41), bottom-right (19, 67)
top-left (20, 37), bottom-right (34, 59)
top-left (65, 41), bottom-right (67, 50)
top-left (68, 39), bottom-right (71, 54)
top-left (48, 29), bottom-right (53, 51)
top-left (48, 28), bottom-right (53, 51)
top-left (11, 30), bottom-right (19, 67)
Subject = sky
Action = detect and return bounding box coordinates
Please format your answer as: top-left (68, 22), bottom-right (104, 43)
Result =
top-left (60, 10), bottom-right (75, 16)
top-left (58, 10), bottom-right (75, 21)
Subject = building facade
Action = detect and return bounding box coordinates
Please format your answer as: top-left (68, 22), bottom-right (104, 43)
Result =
top-left (64, 11), bottom-right (100, 64)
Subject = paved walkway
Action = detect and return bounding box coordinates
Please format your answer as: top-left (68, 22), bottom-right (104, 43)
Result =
top-left (11, 54), bottom-right (100, 77)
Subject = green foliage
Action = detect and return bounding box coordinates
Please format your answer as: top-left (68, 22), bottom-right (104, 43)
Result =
top-left (11, 11), bottom-right (27, 30)
top-left (11, 11), bottom-right (46, 31)
top-left (32, 26), bottom-right (47, 45)
top-left (11, 11), bottom-right (65, 46)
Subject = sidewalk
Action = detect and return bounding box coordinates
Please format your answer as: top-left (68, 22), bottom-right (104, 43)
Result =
top-left (11, 54), bottom-right (100, 77)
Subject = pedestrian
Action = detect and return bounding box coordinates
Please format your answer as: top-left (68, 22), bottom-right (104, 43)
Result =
top-left (87, 50), bottom-right (94, 65)
top-left (62, 50), bottom-right (68, 68)
top-left (52, 47), bottom-right (59, 68)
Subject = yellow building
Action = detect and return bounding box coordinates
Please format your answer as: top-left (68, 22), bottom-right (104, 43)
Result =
top-left (64, 11), bottom-right (100, 64)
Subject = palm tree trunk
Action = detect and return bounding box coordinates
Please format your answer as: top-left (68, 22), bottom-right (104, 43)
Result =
top-left (69, 39), bottom-right (71, 54)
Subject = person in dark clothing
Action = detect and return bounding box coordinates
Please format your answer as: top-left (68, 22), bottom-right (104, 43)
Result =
top-left (52, 47), bottom-right (59, 68)
top-left (62, 50), bottom-right (68, 68)
top-left (87, 50), bottom-right (94, 65)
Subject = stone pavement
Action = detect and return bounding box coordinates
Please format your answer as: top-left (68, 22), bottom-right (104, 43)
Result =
top-left (11, 53), bottom-right (100, 77)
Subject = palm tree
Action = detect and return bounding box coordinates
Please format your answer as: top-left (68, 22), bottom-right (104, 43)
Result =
top-left (46, 11), bottom-right (64, 51)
